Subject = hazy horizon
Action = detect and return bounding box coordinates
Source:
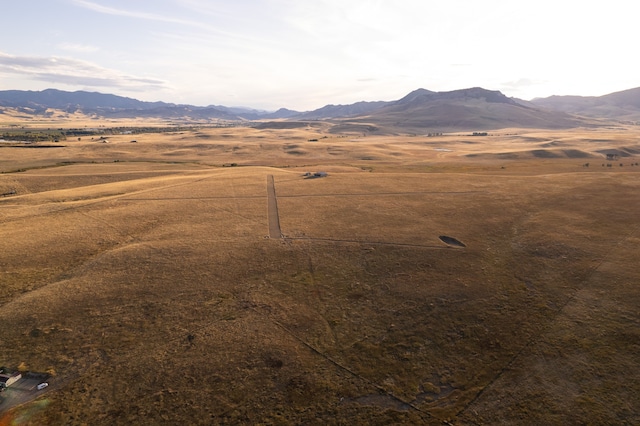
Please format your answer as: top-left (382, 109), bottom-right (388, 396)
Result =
top-left (1, 0), bottom-right (637, 110)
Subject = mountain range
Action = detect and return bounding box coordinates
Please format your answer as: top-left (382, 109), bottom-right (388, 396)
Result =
top-left (530, 87), bottom-right (640, 122)
top-left (1, 86), bottom-right (639, 132)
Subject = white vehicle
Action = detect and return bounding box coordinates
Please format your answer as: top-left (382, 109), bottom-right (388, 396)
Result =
top-left (37, 382), bottom-right (48, 390)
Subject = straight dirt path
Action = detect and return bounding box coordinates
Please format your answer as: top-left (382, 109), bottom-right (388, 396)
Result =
top-left (267, 175), bottom-right (282, 238)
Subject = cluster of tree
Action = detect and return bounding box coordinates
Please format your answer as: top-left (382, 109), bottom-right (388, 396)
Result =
top-left (1, 125), bottom-right (210, 143)
top-left (60, 129), bottom-right (100, 137)
top-left (99, 126), bottom-right (195, 135)
top-left (599, 163), bottom-right (639, 167)
top-left (1, 130), bottom-right (65, 142)
top-left (583, 162), bottom-right (639, 168)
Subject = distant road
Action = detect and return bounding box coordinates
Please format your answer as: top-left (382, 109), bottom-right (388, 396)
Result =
top-left (267, 175), bottom-right (282, 239)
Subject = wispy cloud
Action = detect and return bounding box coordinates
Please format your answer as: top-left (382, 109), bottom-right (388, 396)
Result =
top-left (72, 0), bottom-right (268, 49)
top-left (71, 0), bottom-right (234, 36)
top-left (0, 52), bottom-right (167, 92)
top-left (57, 42), bottom-right (99, 53)
top-left (496, 78), bottom-right (552, 100)
top-left (501, 78), bottom-right (546, 89)
top-left (72, 0), bottom-right (195, 26)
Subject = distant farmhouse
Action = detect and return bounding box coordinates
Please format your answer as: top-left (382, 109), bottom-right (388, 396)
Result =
top-left (606, 153), bottom-right (619, 161)
top-left (0, 369), bottom-right (21, 388)
top-left (302, 171), bottom-right (328, 179)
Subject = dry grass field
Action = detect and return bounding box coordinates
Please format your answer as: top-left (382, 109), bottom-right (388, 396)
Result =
top-left (1, 120), bottom-right (639, 424)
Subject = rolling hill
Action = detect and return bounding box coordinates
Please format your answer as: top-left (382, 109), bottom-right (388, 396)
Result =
top-left (531, 87), bottom-right (640, 122)
top-left (295, 100), bottom-right (389, 120)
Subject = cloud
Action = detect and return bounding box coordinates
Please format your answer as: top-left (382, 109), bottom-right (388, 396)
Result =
top-left (0, 52), bottom-right (167, 92)
top-left (500, 78), bottom-right (546, 90)
top-left (72, 0), bottom-right (268, 52)
top-left (57, 42), bottom-right (99, 53)
top-left (71, 0), bottom-right (225, 33)
top-left (72, 0), bottom-right (191, 25)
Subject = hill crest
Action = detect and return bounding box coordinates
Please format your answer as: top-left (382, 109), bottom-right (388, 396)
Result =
top-left (531, 87), bottom-right (640, 121)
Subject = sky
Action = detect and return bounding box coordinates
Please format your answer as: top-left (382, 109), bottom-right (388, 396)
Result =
top-left (0, 0), bottom-right (637, 111)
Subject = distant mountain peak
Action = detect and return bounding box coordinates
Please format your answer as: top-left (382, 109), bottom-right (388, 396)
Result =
top-left (396, 88), bottom-right (436, 104)
top-left (453, 86), bottom-right (511, 100)
top-left (394, 87), bottom-right (517, 108)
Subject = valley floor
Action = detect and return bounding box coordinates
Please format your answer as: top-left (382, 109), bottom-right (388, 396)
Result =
top-left (0, 124), bottom-right (639, 424)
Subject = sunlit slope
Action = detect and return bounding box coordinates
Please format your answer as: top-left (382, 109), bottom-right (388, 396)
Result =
top-left (1, 160), bottom-right (638, 423)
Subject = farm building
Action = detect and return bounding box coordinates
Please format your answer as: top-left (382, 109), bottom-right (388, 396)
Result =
top-left (0, 371), bottom-right (22, 388)
top-left (302, 171), bottom-right (328, 179)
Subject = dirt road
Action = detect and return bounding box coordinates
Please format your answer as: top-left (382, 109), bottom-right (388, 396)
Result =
top-left (267, 175), bottom-right (282, 238)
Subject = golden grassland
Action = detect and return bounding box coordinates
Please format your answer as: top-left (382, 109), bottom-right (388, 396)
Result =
top-left (0, 118), bottom-right (639, 424)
